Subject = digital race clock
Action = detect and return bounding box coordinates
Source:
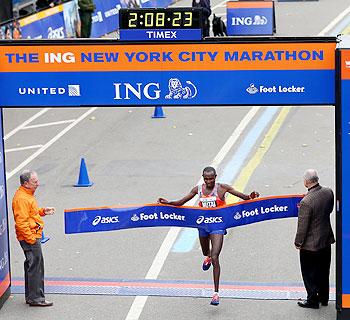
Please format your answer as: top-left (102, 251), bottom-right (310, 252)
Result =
top-left (119, 8), bottom-right (203, 41)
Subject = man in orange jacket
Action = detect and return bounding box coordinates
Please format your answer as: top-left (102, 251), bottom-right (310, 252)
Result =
top-left (12, 170), bottom-right (55, 307)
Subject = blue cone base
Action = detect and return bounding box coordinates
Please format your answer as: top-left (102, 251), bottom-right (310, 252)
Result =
top-left (74, 182), bottom-right (93, 187)
top-left (41, 237), bottom-right (50, 243)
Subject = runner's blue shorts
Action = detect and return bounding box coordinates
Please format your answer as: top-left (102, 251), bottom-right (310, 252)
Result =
top-left (198, 229), bottom-right (227, 237)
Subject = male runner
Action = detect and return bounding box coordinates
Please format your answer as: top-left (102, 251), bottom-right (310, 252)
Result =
top-left (158, 166), bottom-right (259, 305)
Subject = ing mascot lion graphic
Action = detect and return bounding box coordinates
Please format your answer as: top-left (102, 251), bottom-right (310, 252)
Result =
top-left (165, 78), bottom-right (198, 99)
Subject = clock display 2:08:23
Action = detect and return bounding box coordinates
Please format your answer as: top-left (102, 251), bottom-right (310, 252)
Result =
top-left (127, 11), bottom-right (197, 29)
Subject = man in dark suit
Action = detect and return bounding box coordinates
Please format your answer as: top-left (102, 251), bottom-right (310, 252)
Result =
top-left (295, 169), bottom-right (335, 309)
top-left (78, 0), bottom-right (95, 38)
top-left (192, 0), bottom-right (211, 38)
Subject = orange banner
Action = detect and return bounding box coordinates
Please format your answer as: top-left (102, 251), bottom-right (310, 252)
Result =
top-left (343, 294), bottom-right (350, 308)
top-left (0, 42), bottom-right (335, 72)
top-left (341, 50), bottom-right (350, 80)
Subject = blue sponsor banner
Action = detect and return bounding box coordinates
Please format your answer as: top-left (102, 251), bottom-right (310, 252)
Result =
top-left (226, 1), bottom-right (274, 36)
top-left (91, 0), bottom-right (120, 38)
top-left (140, 0), bottom-right (174, 8)
top-left (20, 19), bottom-right (47, 39)
top-left (98, 0), bottom-right (121, 36)
top-left (0, 109), bottom-right (10, 298)
top-left (119, 29), bottom-right (202, 41)
top-left (65, 195), bottom-right (303, 234)
top-left (0, 70), bottom-right (335, 106)
top-left (342, 77), bottom-right (350, 294)
top-left (20, 6), bottom-right (66, 39)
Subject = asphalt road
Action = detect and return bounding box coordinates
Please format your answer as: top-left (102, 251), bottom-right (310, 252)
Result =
top-left (1, 1), bottom-right (349, 319)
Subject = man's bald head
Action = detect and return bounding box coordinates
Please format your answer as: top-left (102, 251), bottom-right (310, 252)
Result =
top-left (303, 169), bottom-right (319, 184)
top-left (303, 169), bottom-right (319, 189)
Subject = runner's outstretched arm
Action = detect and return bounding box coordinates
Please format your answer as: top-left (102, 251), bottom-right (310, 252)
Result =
top-left (220, 183), bottom-right (259, 200)
top-left (158, 186), bottom-right (198, 206)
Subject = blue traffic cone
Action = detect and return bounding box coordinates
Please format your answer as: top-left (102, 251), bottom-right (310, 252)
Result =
top-left (151, 106), bottom-right (166, 118)
top-left (41, 231), bottom-right (50, 243)
top-left (74, 158), bottom-right (93, 187)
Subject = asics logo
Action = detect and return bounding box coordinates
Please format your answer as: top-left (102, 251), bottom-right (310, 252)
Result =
top-left (196, 216), bottom-right (205, 224)
top-left (92, 216), bottom-right (101, 226)
top-left (196, 216), bottom-right (223, 224)
top-left (92, 215), bottom-right (119, 226)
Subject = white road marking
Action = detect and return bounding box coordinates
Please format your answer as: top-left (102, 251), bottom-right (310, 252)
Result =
top-left (318, 4), bottom-right (350, 36)
top-left (212, 0), bottom-right (227, 11)
top-left (211, 106), bottom-right (260, 168)
top-left (125, 106), bottom-right (260, 320)
top-left (4, 108), bottom-right (50, 140)
top-left (6, 107), bottom-right (97, 180)
top-left (22, 119), bottom-right (76, 129)
top-left (5, 145), bottom-right (43, 153)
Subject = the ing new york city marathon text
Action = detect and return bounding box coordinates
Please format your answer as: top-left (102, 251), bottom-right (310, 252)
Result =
top-left (5, 49), bottom-right (325, 64)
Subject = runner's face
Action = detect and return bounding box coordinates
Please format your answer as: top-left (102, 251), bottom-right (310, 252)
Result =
top-left (203, 172), bottom-right (216, 188)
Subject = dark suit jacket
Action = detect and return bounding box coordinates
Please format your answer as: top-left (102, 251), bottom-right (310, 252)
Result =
top-left (295, 184), bottom-right (335, 251)
top-left (192, 0), bottom-right (211, 19)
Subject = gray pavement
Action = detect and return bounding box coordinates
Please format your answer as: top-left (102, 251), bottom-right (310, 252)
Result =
top-left (0, 1), bottom-right (348, 319)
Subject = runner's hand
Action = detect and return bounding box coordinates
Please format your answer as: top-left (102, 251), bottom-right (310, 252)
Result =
top-left (158, 198), bottom-right (169, 204)
top-left (249, 191), bottom-right (259, 199)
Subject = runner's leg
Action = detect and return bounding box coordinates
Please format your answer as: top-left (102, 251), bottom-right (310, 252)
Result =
top-left (209, 234), bottom-right (224, 292)
top-left (199, 235), bottom-right (210, 256)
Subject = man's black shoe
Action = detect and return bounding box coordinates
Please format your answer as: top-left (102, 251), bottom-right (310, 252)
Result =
top-left (297, 300), bottom-right (319, 309)
top-left (29, 300), bottom-right (53, 307)
top-left (321, 301), bottom-right (328, 306)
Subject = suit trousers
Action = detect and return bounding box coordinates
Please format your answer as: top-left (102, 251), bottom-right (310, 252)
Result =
top-left (300, 245), bottom-right (331, 304)
top-left (202, 18), bottom-right (210, 37)
top-left (79, 10), bottom-right (92, 38)
top-left (20, 239), bottom-right (45, 303)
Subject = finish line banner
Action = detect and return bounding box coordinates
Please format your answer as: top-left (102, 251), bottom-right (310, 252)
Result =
top-left (64, 195), bottom-right (303, 234)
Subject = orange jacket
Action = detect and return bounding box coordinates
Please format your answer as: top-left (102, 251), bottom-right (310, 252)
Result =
top-left (12, 186), bottom-right (45, 244)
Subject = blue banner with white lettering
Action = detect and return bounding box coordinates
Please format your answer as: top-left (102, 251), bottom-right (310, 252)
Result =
top-left (341, 57), bottom-right (350, 296)
top-left (119, 29), bottom-right (202, 41)
top-left (0, 70), bottom-right (335, 106)
top-left (0, 41), bottom-right (336, 107)
top-left (141, 0), bottom-right (174, 9)
top-left (0, 109), bottom-right (10, 298)
top-left (20, 7), bottom-right (66, 39)
top-left (91, 0), bottom-right (120, 38)
top-left (226, 1), bottom-right (274, 36)
top-left (65, 195), bottom-right (303, 234)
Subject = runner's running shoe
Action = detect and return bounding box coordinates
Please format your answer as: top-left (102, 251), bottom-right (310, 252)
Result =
top-left (202, 256), bottom-right (212, 271)
top-left (210, 293), bottom-right (220, 306)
